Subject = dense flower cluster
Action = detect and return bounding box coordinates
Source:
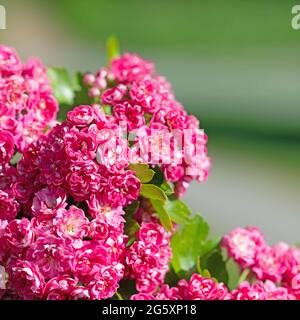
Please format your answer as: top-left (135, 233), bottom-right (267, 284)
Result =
top-left (131, 274), bottom-right (230, 300)
top-left (0, 44), bottom-right (298, 301)
top-left (222, 226), bottom-right (300, 299)
top-left (84, 52), bottom-right (211, 197)
top-left (0, 201), bottom-right (126, 299)
top-left (125, 221), bottom-right (172, 293)
top-left (0, 45), bottom-right (58, 156)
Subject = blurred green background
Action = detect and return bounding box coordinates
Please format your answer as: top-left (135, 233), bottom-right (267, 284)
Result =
top-left (1, 0), bottom-right (299, 243)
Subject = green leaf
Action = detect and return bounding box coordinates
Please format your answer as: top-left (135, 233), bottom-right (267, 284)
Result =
top-left (47, 67), bottom-right (75, 105)
top-left (201, 237), bottom-right (221, 257)
top-left (106, 36), bottom-right (120, 65)
top-left (128, 163), bottom-right (155, 183)
top-left (124, 217), bottom-right (140, 239)
top-left (160, 181), bottom-right (174, 196)
top-left (140, 184), bottom-right (167, 202)
top-left (225, 258), bottom-right (241, 290)
top-left (165, 199), bottom-right (191, 224)
top-left (10, 152), bottom-right (22, 165)
top-left (200, 247), bottom-right (229, 284)
top-left (171, 214), bottom-right (210, 273)
top-left (73, 72), bottom-right (92, 106)
top-left (149, 166), bottom-right (164, 186)
top-left (202, 269), bottom-right (212, 278)
top-left (150, 199), bottom-right (173, 232)
top-left (124, 201), bottom-right (140, 217)
top-left (102, 105), bottom-right (112, 115)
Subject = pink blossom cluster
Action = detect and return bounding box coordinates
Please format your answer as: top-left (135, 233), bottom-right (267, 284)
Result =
top-left (222, 226), bottom-right (300, 299)
top-left (0, 45), bottom-right (58, 157)
top-left (16, 104), bottom-right (141, 211)
top-left (84, 53), bottom-right (211, 197)
top-left (131, 274), bottom-right (297, 301)
top-left (131, 273), bottom-right (230, 300)
top-left (0, 199), bottom-right (126, 300)
top-left (125, 221), bottom-right (172, 294)
top-left (1, 45), bottom-right (298, 301)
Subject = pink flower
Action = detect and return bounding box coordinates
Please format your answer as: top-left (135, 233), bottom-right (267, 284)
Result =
top-left (231, 281), bottom-right (267, 300)
top-left (64, 127), bottom-right (97, 161)
top-left (67, 105), bottom-right (95, 127)
top-left (4, 218), bottom-right (34, 250)
top-left (125, 221), bottom-right (171, 294)
top-left (43, 276), bottom-right (77, 300)
top-left (12, 176), bottom-right (34, 204)
top-left (113, 101), bottom-right (145, 130)
top-left (8, 260), bottom-right (45, 299)
top-left (87, 195), bottom-right (125, 227)
top-left (0, 46), bottom-right (58, 151)
top-left (221, 226), bottom-right (266, 269)
top-left (281, 247), bottom-right (300, 298)
top-left (72, 241), bottom-right (109, 282)
top-left (0, 190), bottom-right (20, 221)
top-left (252, 246), bottom-right (286, 282)
top-left (88, 263), bottom-right (124, 300)
top-left (26, 235), bottom-right (74, 278)
top-left (163, 109), bottom-right (190, 130)
top-left (0, 129), bottom-right (14, 165)
top-left (0, 45), bottom-right (22, 76)
top-left (263, 280), bottom-right (296, 300)
top-left (155, 284), bottom-right (181, 300)
top-left (111, 53), bottom-right (154, 83)
top-left (65, 160), bottom-right (101, 201)
top-left (163, 164), bottom-right (185, 182)
top-left (101, 84), bottom-right (127, 105)
top-left (53, 206), bottom-right (89, 240)
top-left (32, 186), bottom-right (67, 217)
top-left (70, 286), bottom-right (91, 300)
top-left (179, 274), bottom-right (230, 300)
top-left (131, 293), bottom-right (156, 300)
top-left (99, 169), bottom-right (141, 207)
top-left (129, 78), bottom-right (164, 113)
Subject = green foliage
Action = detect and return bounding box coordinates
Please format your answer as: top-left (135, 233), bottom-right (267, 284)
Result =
top-left (10, 152), bottom-right (22, 165)
top-left (106, 35), bottom-right (120, 65)
top-left (124, 217), bottom-right (140, 240)
top-left (128, 164), bottom-right (155, 184)
top-left (170, 213), bottom-right (229, 285)
top-left (160, 181), bottom-right (174, 196)
top-left (47, 67), bottom-right (75, 106)
top-left (124, 201), bottom-right (140, 217)
top-left (140, 184), bottom-right (167, 202)
top-left (199, 245), bottom-right (228, 284)
top-left (165, 199), bottom-right (191, 224)
top-left (171, 214), bottom-right (209, 273)
top-left (150, 199), bottom-right (173, 232)
top-left (73, 72), bottom-right (93, 106)
top-left (48, 68), bottom-right (93, 121)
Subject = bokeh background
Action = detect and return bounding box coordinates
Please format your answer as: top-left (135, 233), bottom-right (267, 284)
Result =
top-left (1, 0), bottom-right (299, 243)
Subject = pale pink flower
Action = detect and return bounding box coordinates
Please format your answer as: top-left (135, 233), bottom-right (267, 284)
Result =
top-left (221, 226), bottom-right (266, 269)
top-left (0, 45), bottom-right (22, 76)
top-left (53, 206), bottom-right (89, 240)
top-left (32, 186), bottom-right (67, 217)
top-left (231, 281), bottom-right (267, 300)
top-left (252, 246), bottom-right (286, 282)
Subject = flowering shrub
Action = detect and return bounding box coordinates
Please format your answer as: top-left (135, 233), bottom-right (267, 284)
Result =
top-left (0, 39), bottom-right (299, 300)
